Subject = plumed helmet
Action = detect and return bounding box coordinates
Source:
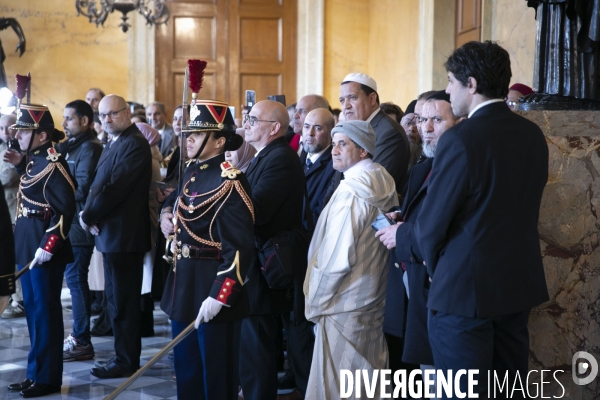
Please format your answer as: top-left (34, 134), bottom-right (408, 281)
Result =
top-left (183, 100), bottom-right (236, 135)
top-left (11, 104), bottom-right (55, 130)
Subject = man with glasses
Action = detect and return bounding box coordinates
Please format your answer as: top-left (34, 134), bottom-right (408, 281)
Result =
top-left (240, 100), bottom-right (305, 400)
top-left (80, 94), bottom-right (152, 379)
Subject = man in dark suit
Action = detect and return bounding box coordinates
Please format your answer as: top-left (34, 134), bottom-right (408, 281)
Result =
top-left (339, 73), bottom-right (410, 191)
top-left (80, 94), bottom-right (152, 379)
top-left (415, 41), bottom-right (549, 397)
top-left (376, 91), bottom-right (460, 397)
top-left (240, 100), bottom-right (305, 400)
top-left (280, 108), bottom-right (336, 397)
top-left (58, 100), bottom-right (103, 362)
top-left (324, 73), bottom-right (410, 203)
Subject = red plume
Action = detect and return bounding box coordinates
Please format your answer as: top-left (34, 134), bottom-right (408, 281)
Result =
top-left (188, 60), bottom-right (207, 94)
top-left (15, 74), bottom-right (30, 100)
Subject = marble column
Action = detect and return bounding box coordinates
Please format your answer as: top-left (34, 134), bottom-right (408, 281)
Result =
top-left (521, 110), bottom-right (600, 399)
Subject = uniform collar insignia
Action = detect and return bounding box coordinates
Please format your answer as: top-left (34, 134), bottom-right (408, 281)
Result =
top-left (200, 164), bottom-right (209, 170)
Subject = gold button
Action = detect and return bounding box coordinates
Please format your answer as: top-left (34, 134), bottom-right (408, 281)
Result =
top-left (177, 229), bottom-right (181, 233)
top-left (219, 294), bottom-right (225, 299)
top-left (394, 263), bottom-right (400, 268)
top-left (226, 282), bottom-right (231, 286)
top-left (222, 289), bottom-right (228, 293)
top-left (177, 255), bottom-right (182, 260)
top-left (184, 189), bottom-right (189, 194)
top-left (45, 246), bottom-right (50, 250)
top-left (191, 177), bottom-right (196, 182)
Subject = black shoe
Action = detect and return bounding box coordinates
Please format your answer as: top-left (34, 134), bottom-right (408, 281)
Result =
top-left (19, 383), bottom-right (60, 398)
top-left (8, 379), bottom-right (33, 392)
top-left (94, 356), bottom-right (116, 369)
top-left (90, 361), bottom-right (136, 379)
top-left (277, 370), bottom-right (297, 390)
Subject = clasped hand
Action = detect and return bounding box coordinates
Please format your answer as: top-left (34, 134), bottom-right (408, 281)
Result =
top-left (79, 211), bottom-right (100, 235)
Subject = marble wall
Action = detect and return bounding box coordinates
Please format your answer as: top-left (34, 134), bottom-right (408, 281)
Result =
top-left (522, 110), bottom-right (600, 399)
top-left (0, 1), bottom-right (131, 120)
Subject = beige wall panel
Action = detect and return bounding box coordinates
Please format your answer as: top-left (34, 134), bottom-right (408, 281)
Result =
top-left (323, 0), bottom-right (370, 107)
top-left (490, 0), bottom-right (536, 88)
top-left (240, 18), bottom-right (282, 61)
top-left (369, 0), bottom-right (420, 110)
top-left (1, 1), bottom-right (129, 121)
top-left (174, 17), bottom-right (216, 60)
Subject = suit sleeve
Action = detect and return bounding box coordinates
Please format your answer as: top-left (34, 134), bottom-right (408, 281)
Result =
top-left (39, 161), bottom-right (76, 254)
top-left (209, 179), bottom-right (254, 306)
top-left (415, 131), bottom-right (469, 277)
top-left (82, 137), bottom-right (151, 225)
top-left (395, 221), bottom-right (424, 263)
top-left (74, 141), bottom-right (102, 203)
top-left (252, 150), bottom-right (304, 227)
top-left (373, 121), bottom-right (409, 189)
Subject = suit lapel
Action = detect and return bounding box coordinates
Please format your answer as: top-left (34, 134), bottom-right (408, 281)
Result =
top-left (305, 146), bottom-right (332, 176)
top-left (403, 158), bottom-right (433, 216)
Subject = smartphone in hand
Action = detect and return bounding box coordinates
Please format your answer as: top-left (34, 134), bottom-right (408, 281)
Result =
top-left (245, 90), bottom-right (256, 110)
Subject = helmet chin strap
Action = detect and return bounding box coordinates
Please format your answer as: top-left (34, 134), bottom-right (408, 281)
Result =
top-left (191, 131), bottom-right (212, 161)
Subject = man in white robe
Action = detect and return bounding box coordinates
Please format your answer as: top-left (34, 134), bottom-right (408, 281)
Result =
top-left (304, 120), bottom-right (398, 400)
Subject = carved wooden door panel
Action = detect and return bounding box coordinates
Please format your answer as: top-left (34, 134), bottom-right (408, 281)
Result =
top-left (156, 0), bottom-right (297, 119)
top-left (455, 0), bottom-right (482, 48)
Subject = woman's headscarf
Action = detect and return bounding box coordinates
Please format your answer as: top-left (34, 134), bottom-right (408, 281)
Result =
top-left (136, 122), bottom-right (160, 147)
top-left (226, 128), bottom-right (256, 172)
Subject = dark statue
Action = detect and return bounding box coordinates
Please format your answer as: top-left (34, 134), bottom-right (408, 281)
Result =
top-left (522, 0), bottom-right (600, 110)
top-left (0, 18), bottom-right (26, 89)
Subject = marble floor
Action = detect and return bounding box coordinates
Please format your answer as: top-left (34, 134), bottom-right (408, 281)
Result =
top-left (0, 288), bottom-right (178, 400)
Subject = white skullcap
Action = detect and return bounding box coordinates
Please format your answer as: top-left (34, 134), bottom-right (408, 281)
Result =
top-left (342, 73), bottom-right (378, 93)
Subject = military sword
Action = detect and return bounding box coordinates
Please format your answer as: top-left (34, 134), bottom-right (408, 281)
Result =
top-left (103, 321), bottom-right (197, 400)
top-left (14, 261), bottom-right (33, 280)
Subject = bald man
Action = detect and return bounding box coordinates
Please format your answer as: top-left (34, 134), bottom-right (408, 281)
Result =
top-left (291, 94), bottom-right (329, 154)
top-left (241, 100), bottom-right (306, 400)
top-left (80, 95), bottom-right (152, 379)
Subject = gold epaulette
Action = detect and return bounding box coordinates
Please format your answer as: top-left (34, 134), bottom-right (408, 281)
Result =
top-left (220, 161), bottom-right (242, 179)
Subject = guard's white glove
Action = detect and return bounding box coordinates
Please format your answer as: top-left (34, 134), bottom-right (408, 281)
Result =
top-left (195, 297), bottom-right (224, 328)
top-left (30, 248), bottom-right (53, 269)
top-left (0, 296), bottom-right (9, 315)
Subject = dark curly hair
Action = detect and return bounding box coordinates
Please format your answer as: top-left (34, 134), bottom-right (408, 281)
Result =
top-left (444, 41), bottom-right (512, 99)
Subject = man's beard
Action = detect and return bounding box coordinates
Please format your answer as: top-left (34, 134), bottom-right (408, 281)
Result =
top-left (422, 141), bottom-right (436, 158)
top-left (303, 141), bottom-right (326, 155)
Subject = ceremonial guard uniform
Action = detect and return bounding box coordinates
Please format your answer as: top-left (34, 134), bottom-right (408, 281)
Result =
top-left (8, 104), bottom-right (76, 398)
top-left (160, 100), bottom-right (254, 400)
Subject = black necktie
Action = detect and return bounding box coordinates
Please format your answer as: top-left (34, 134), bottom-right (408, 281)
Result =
top-left (305, 158), bottom-right (313, 173)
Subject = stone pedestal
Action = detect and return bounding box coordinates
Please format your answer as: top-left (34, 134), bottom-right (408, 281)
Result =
top-left (520, 110), bottom-right (600, 399)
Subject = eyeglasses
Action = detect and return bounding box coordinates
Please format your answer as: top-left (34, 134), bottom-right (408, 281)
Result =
top-left (243, 114), bottom-right (277, 127)
top-left (98, 107), bottom-right (127, 120)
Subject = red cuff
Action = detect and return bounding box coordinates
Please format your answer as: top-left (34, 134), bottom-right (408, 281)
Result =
top-left (216, 277), bottom-right (237, 304)
top-left (43, 234), bottom-right (60, 252)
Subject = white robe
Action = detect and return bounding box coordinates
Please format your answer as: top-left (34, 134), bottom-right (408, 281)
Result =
top-left (304, 160), bottom-right (398, 400)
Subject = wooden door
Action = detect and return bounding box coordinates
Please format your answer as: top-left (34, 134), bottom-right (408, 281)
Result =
top-left (455, 0), bottom-right (481, 48)
top-left (156, 0), bottom-right (297, 119)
